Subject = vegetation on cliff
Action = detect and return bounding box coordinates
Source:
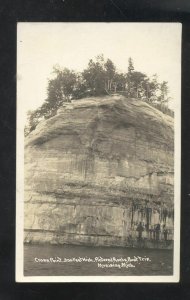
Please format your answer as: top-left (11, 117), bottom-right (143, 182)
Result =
top-left (25, 56), bottom-right (173, 136)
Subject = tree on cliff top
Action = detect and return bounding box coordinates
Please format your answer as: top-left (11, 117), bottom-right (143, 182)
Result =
top-left (24, 109), bottom-right (43, 136)
top-left (44, 67), bottom-right (77, 111)
top-left (128, 57), bottom-right (134, 74)
top-left (82, 54), bottom-right (107, 96)
top-left (40, 67), bottom-right (88, 119)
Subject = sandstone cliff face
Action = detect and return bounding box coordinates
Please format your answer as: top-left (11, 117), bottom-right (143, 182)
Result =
top-left (24, 95), bottom-right (174, 248)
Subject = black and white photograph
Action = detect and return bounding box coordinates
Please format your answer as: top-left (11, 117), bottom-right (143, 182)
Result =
top-left (16, 22), bottom-right (181, 282)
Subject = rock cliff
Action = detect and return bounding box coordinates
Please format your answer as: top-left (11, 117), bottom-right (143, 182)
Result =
top-left (24, 95), bottom-right (174, 248)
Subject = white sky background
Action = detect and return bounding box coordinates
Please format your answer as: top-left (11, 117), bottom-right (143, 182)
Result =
top-left (17, 23), bottom-right (181, 123)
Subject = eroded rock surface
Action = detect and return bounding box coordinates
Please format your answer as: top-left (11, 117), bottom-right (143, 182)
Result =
top-left (24, 95), bottom-right (174, 248)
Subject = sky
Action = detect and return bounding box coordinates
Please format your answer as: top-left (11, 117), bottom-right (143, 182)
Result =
top-left (17, 23), bottom-right (181, 122)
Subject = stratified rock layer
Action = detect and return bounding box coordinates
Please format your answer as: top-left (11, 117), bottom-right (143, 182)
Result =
top-left (24, 95), bottom-right (174, 248)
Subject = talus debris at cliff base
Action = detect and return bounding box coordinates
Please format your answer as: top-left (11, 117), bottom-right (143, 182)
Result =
top-left (24, 95), bottom-right (174, 249)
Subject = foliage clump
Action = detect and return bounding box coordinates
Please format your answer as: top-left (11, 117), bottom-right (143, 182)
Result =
top-left (25, 55), bottom-right (173, 136)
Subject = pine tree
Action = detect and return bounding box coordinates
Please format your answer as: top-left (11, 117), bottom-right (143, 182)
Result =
top-left (127, 57), bottom-right (135, 97)
top-left (128, 57), bottom-right (134, 74)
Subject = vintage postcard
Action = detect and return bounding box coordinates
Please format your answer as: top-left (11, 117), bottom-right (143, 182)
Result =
top-left (16, 22), bottom-right (181, 282)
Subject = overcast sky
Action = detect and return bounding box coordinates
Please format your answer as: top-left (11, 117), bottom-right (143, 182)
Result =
top-left (17, 23), bottom-right (181, 121)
